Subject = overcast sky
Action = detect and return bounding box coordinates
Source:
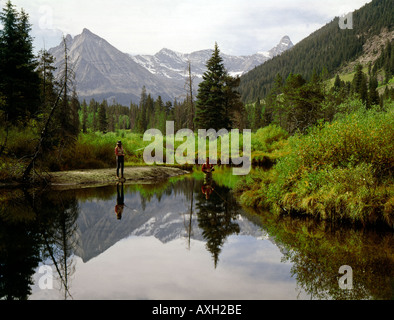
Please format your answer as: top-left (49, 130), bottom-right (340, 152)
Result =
top-left (2, 0), bottom-right (371, 56)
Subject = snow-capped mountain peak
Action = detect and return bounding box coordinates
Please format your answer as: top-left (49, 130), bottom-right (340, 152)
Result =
top-left (48, 29), bottom-right (293, 105)
top-left (131, 35), bottom-right (294, 81)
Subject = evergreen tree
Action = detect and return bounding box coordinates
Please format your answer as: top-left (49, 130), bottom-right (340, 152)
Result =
top-left (0, 1), bottom-right (40, 124)
top-left (107, 108), bottom-right (114, 132)
top-left (272, 74), bottom-right (283, 95)
top-left (163, 101), bottom-right (171, 115)
top-left (98, 100), bottom-right (108, 133)
top-left (129, 102), bottom-right (138, 132)
top-left (368, 75), bottom-right (380, 107)
top-left (70, 88), bottom-right (80, 135)
top-left (135, 86), bottom-right (148, 133)
top-left (281, 73), bottom-right (324, 134)
top-left (145, 93), bottom-right (154, 127)
top-left (261, 100), bottom-right (274, 127)
top-left (223, 74), bottom-right (245, 129)
top-left (81, 100), bottom-right (88, 133)
top-left (37, 49), bottom-right (58, 111)
top-left (333, 74), bottom-right (342, 92)
top-left (252, 98), bottom-right (262, 131)
top-left (90, 99), bottom-right (98, 132)
top-left (195, 43), bottom-right (229, 130)
top-left (352, 64), bottom-right (368, 105)
top-left (195, 43), bottom-right (244, 130)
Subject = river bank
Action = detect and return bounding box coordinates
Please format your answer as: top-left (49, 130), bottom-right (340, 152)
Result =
top-left (37, 166), bottom-right (190, 190)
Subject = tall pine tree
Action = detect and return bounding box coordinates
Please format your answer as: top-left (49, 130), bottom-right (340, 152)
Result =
top-left (0, 1), bottom-right (40, 124)
top-left (37, 49), bottom-right (58, 111)
top-left (195, 43), bottom-right (229, 130)
top-left (352, 64), bottom-right (368, 105)
top-left (98, 100), bottom-right (108, 133)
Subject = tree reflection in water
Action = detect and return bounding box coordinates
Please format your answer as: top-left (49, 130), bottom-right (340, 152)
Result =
top-left (195, 172), bottom-right (240, 268)
top-left (0, 187), bottom-right (78, 300)
top-left (0, 170), bottom-right (393, 300)
top-left (242, 207), bottom-right (394, 300)
top-left (0, 189), bottom-right (40, 300)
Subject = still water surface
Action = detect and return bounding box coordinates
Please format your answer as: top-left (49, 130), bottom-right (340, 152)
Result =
top-left (1, 170), bottom-right (393, 300)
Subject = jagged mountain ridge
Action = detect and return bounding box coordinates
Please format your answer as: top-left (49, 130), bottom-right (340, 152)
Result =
top-left (49, 29), bottom-right (293, 105)
top-left (130, 35), bottom-right (293, 80)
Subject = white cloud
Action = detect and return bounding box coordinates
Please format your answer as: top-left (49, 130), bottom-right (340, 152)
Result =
top-left (3, 0), bottom-right (372, 55)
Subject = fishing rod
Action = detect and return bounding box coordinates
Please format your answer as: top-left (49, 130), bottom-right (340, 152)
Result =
top-left (121, 146), bottom-right (145, 157)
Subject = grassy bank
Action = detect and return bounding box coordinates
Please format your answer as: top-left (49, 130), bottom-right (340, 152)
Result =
top-left (1, 127), bottom-right (251, 182)
top-left (235, 101), bottom-right (394, 229)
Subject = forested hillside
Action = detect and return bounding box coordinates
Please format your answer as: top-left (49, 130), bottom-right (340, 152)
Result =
top-left (239, 0), bottom-right (394, 103)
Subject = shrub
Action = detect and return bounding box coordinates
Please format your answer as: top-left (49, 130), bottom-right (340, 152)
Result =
top-left (240, 101), bottom-right (394, 228)
top-left (251, 124), bottom-right (289, 153)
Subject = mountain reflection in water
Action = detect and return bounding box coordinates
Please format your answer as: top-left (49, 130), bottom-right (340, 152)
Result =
top-left (0, 170), bottom-right (393, 300)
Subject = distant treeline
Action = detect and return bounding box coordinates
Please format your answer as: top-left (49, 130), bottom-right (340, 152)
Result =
top-left (79, 89), bottom-right (192, 135)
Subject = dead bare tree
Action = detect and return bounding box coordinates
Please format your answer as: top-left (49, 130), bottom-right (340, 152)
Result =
top-left (185, 60), bottom-right (196, 131)
top-left (23, 36), bottom-right (74, 182)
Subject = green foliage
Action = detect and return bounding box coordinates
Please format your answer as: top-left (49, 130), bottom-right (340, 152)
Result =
top-left (47, 131), bottom-right (148, 171)
top-left (238, 102), bottom-right (394, 228)
top-left (251, 124), bottom-right (289, 153)
top-left (250, 124), bottom-right (290, 167)
top-left (259, 72), bottom-right (327, 135)
top-left (0, 123), bottom-right (38, 180)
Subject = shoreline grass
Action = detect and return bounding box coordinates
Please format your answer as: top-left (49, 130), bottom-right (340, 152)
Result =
top-left (235, 102), bottom-right (394, 229)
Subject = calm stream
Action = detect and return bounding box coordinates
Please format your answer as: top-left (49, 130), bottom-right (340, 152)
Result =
top-left (0, 168), bottom-right (393, 300)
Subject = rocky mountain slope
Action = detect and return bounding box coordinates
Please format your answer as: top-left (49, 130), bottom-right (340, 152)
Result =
top-left (49, 28), bottom-right (179, 104)
top-left (49, 29), bottom-right (293, 105)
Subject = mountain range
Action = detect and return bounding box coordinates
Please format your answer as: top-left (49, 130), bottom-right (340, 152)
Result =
top-left (48, 29), bottom-right (293, 105)
top-left (130, 35), bottom-right (293, 80)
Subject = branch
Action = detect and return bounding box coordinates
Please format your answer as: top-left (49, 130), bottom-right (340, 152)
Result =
top-left (22, 82), bottom-right (65, 182)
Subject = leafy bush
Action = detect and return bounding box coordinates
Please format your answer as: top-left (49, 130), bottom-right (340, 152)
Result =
top-left (238, 102), bottom-right (394, 228)
top-left (251, 124), bottom-right (289, 153)
top-left (250, 124), bottom-right (290, 167)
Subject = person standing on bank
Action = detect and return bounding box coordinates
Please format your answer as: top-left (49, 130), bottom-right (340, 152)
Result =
top-left (115, 141), bottom-right (126, 179)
